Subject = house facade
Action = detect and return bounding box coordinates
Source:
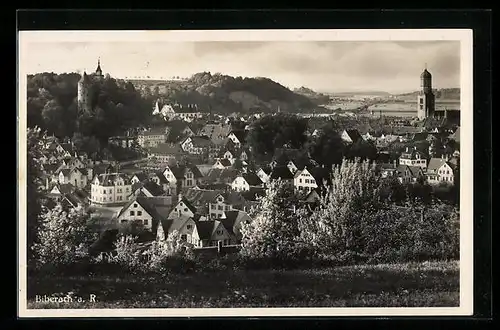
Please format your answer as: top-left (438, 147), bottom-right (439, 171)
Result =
top-left (399, 147), bottom-right (428, 170)
top-left (426, 158), bottom-right (455, 185)
top-left (90, 173), bottom-right (132, 206)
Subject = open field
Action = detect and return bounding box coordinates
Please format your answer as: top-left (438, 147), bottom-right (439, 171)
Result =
top-left (27, 261), bottom-right (459, 309)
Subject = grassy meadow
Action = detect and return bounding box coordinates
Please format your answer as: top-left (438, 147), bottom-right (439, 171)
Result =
top-left (27, 260), bottom-right (459, 309)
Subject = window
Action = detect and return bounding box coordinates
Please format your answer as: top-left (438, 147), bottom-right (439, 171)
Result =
top-left (181, 234), bottom-right (187, 241)
top-left (299, 179), bottom-right (302, 183)
top-left (225, 205), bottom-right (229, 211)
top-left (137, 211), bottom-right (142, 216)
top-left (103, 190), bottom-right (106, 194)
top-left (184, 208), bottom-right (188, 212)
top-left (218, 205), bottom-right (223, 210)
top-left (211, 213), bottom-right (216, 218)
top-left (144, 219), bottom-right (148, 226)
top-left (305, 179), bottom-right (309, 184)
top-left (216, 230), bottom-right (223, 235)
top-left (187, 224), bottom-right (192, 230)
top-left (133, 203), bottom-right (137, 208)
top-left (130, 211), bottom-right (135, 216)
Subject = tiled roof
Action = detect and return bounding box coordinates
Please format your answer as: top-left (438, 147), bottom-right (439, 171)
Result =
top-left (204, 168), bottom-right (239, 183)
top-left (427, 158), bottom-right (451, 173)
top-left (229, 130), bottom-right (248, 143)
top-left (168, 164), bottom-right (203, 180)
top-left (221, 210), bottom-right (251, 234)
top-left (241, 172), bottom-right (264, 186)
top-left (343, 129), bottom-right (363, 143)
top-left (94, 173), bottom-right (129, 186)
top-left (270, 166), bottom-right (294, 180)
top-left (183, 188), bottom-right (224, 205)
top-left (195, 220), bottom-right (219, 240)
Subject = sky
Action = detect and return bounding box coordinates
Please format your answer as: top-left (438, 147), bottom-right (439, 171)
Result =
top-left (23, 40), bottom-right (460, 94)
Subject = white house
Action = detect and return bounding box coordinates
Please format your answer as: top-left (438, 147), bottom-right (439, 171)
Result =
top-left (256, 168), bottom-right (271, 184)
top-left (399, 147), bottom-right (428, 170)
top-left (116, 196), bottom-right (159, 230)
top-left (212, 158), bottom-right (232, 169)
top-left (90, 173), bottom-right (132, 206)
top-left (167, 195), bottom-right (197, 219)
top-left (192, 220), bottom-right (233, 247)
top-left (57, 167), bottom-right (88, 189)
top-left (156, 216), bottom-right (198, 244)
top-left (426, 157), bottom-right (455, 185)
top-left (231, 173), bottom-right (264, 192)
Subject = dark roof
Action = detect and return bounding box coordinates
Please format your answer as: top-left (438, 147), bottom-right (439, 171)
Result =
top-left (117, 196), bottom-right (166, 224)
top-left (396, 165), bottom-right (424, 178)
top-left (132, 172), bottom-right (148, 182)
top-left (343, 129), bottom-right (363, 143)
top-left (169, 164), bottom-right (203, 179)
top-left (230, 130), bottom-right (248, 143)
top-left (241, 172), bottom-right (264, 186)
top-left (142, 181), bottom-right (166, 196)
top-left (151, 171), bottom-right (169, 184)
top-left (178, 197), bottom-right (198, 215)
top-left (307, 167), bottom-right (332, 186)
top-left (190, 136), bottom-right (215, 148)
top-left (270, 166), bottom-right (294, 180)
top-left (421, 68), bottom-right (432, 78)
top-left (94, 173), bottom-right (129, 186)
top-left (204, 168), bottom-right (239, 184)
top-left (216, 159), bottom-right (232, 167)
top-left (221, 210), bottom-right (251, 234)
top-left (183, 188), bottom-right (224, 205)
top-left (240, 187), bottom-right (266, 201)
top-left (195, 220), bottom-right (218, 240)
top-left (412, 132), bottom-right (428, 141)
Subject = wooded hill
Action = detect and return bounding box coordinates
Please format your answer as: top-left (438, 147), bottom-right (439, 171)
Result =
top-left (130, 72), bottom-right (323, 114)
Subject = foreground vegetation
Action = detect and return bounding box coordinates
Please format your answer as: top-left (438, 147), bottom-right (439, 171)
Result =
top-left (27, 260), bottom-right (459, 309)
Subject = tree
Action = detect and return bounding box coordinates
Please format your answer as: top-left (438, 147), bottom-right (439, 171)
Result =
top-left (303, 158), bottom-right (382, 256)
top-left (41, 99), bottom-right (64, 136)
top-left (33, 203), bottom-right (98, 266)
top-left (26, 127), bottom-right (44, 262)
top-left (247, 113), bottom-right (308, 162)
top-left (239, 179), bottom-right (304, 261)
top-left (307, 123), bottom-right (344, 166)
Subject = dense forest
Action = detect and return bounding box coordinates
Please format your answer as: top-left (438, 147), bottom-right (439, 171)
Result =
top-left (27, 72), bottom-right (152, 145)
top-left (133, 72), bottom-right (321, 114)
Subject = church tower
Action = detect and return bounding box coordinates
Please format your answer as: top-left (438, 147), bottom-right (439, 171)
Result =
top-left (77, 71), bottom-right (92, 115)
top-left (417, 65), bottom-right (435, 120)
top-left (95, 58), bottom-right (104, 79)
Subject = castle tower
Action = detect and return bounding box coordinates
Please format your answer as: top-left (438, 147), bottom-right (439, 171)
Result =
top-left (77, 71), bottom-right (92, 115)
top-left (417, 65), bottom-right (435, 120)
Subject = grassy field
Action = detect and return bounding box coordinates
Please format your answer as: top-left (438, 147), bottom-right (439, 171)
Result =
top-left (27, 261), bottom-right (459, 309)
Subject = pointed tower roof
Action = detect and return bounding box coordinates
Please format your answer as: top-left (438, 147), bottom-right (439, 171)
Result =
top-left (79, 71), bottom-right (89, 83)
top-left (95, 58), bottom-right (103, 76)
top-left (420, 66), bottom-right (432, 79)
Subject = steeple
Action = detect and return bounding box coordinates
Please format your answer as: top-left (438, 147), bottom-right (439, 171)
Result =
top-left (95, 58), bottom-right (103, 77)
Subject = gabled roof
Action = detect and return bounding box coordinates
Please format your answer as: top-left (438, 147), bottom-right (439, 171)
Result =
top-left (204, 168), bottom-right (240, 183)
top-left (168, 164), bottom-right (203, 179)
top-left (449, 127), bottom-right (460, 143)
top-left (229, 129), bottom-right (248, 143)
top-left (221, 210), bottom-right (251, 234)
top-left (427, 158), bottom-right (453, 173)
top-left (177, 197), bottom-right (198, 214)
top-left (142, 181), bottom-right (166, 196)
top-left (117, 196), bottom-right (165, 222)
top-left (140, 127), bottom-right (167, 136)
top-left (183, 188), bottom-right (224, 205)
top-left (307, 167), bottom-right (332, 186)
top-left (270, 166), bottom-right (294, 180)
top-left (239, 172), bottom-right (263, 186)
top-left (94, 173), bottom-right (129, 186)
top-left (396, 165), bottom-right (423, 178)
top-left (156, 216), bottom-right (192, 240)
top-left (132, 172), bottom-right (148, 182)
top-left (216, 159), bottom-right (232, 167)
top-left (151, 171), bottom-right (169, 184)
top-left (198, 123), bottom-right (233, 144)
top-left (189, 136), bottom-right (215, 148)
top-left (195, 220), bottom-right (219, 240)
top-left (342, 129), bottom-right (363, 143)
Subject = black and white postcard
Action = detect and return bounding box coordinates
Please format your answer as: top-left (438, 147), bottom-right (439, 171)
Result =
top-left (17, 29), bottom-right (473, 317)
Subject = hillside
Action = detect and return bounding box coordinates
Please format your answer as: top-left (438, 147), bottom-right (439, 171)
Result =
top-left (293, 86), bottom-right (331, 104)
top-left (394, 88), bottom-right (460, 100)
top-left (129, 72), bottom-right (320, 114)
